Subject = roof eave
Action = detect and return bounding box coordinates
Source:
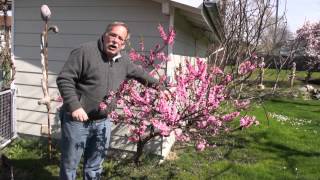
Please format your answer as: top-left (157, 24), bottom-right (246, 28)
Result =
top-left (151, 0), bottom-right (224, 43)
top-left (201, 0), bottom-right (225, 43)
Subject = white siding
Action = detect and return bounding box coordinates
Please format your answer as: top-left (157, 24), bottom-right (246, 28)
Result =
top-left (167, 9), bottom-right (209, 80)
top-left (13, 0), bottom-right (210, 157)
top-left (14, 0), bottom-right (171, 155)
top-left (173, 10), bottom-right (209, 57)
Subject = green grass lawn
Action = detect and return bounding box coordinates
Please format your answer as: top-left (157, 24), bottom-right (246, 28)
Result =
top-left (1, 97), bottom-right (319, 180)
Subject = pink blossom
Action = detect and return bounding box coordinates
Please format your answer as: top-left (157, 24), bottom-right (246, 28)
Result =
top-left (234, 99), bottom-right (250, 109)
top-left (207, 116), bottom-right (222, 127)
top-left (117, 99), bottom-right (124, 106)
top-left (157, 24), bottom-right (167, 43)
top-left (222, 112), bottom-right (240, 122)
top-left (240, 116), bottom-right (259, 128)
top-left (151, 119), bottom-right (171, 136)
top-left (224, 74), bottom-right (232, 83)
top-left (129, 49), bottom-right (144, 62)
top-left (99, 102), bottom-right (107, 111)
top-left (157, 24), bottom-right (175, 45)
top-left (196, 139), bottom-right (207, 151)
top-left (128, 136), bottom-right (139, 142)
top-left (109, 111), bottom-right (119, 122)
top-left (123, 106), bottom-right (133, 118)
top-left (175, 132), bottom-right (190, 142)
top-left (167, 27), bottom-right (176, 45)
top-left (197, 120), bottom-right (208, 129)
top-left (211, 66), bottom-right (224, 75)
top-left (156, 52), bottom-right (168, 62)
top-left (238, 60), bottom-right (256, 75)
top-left (131, 123), bottom-right (147, 136)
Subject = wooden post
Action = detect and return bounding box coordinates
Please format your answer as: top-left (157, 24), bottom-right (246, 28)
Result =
top-left (289, 62), bottom-right (296, 89)
top-left (38, 4), bottom-right (58, 159)
top-left (257, 57), bottom-right (265, 89)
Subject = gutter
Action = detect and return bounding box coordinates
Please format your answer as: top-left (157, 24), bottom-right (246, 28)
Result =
top-left (201, 0), bottom-right (225, 43)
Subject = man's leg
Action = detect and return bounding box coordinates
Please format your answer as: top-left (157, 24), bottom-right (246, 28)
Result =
top-left (83, 119), bottom-right (112, 180)
top-left (60, 111), bottom-right (89, 180)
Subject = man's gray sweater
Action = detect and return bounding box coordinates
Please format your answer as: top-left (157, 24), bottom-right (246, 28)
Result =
top-left (56, 36), bottom-right (158, 120)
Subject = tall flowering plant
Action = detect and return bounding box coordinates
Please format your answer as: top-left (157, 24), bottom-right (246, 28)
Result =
top-left (103, 24), bottom-right (259, 164)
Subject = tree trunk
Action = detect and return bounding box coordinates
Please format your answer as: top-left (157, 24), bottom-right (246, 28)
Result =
top-left (133, 140), bottom-right (145, 166)
top-left (305, 71), bottom-right (312, 83)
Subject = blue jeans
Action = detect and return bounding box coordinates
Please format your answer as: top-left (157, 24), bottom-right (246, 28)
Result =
top-left (59, 110), bottom-right (112, 180)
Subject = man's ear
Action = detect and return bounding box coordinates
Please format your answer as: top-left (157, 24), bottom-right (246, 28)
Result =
top-left (121, 43), bottom-right (126, 50)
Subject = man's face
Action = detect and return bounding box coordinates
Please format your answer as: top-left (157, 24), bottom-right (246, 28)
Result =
top-left (104, 25), bottom-right (128, 57)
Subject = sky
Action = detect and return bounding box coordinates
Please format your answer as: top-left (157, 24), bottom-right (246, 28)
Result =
top-left (280, 0), bottom-right (320, 33)
top-left (171, 0), bottom-right (203, 7)
top-left (173, 0), bottom-right (320, 32)
top-left (171, 0), bottom-right (320, 34)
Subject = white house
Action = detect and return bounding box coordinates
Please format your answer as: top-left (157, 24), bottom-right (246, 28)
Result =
top-left (11, 0), bottom-right (223, 156)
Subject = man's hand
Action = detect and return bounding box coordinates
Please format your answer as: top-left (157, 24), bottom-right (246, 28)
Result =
top-left (71, 108), bottom-right (89, 122)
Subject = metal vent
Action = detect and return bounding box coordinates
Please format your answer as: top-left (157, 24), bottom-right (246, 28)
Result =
top-left (0, 89), bottom-right (13, 147)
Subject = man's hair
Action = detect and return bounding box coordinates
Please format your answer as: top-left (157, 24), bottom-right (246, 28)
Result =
top-left (104, 21), bottom-right (130, 40)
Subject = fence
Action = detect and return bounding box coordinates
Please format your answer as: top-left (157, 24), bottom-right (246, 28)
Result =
top-left (0, 89), bottom-right (16, 148)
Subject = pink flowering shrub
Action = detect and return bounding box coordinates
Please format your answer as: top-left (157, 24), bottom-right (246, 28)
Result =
top-left (104, 24), bottom-right (259, 164)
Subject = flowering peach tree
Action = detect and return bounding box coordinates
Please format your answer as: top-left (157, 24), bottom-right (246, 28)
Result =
top-left (101, 25), bottom-right (259, 164)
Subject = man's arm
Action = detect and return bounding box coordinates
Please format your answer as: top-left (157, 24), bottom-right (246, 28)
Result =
top-left (126, 59), bottom-right (160, 87)
top-left (56, 47), bottom-right (88, 121)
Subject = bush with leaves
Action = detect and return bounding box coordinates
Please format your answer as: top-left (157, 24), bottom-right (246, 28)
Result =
top-left (99, 25), bottom-right (259, 165)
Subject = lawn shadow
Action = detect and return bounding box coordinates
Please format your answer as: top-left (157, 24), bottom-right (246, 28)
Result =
top-left (209, 164), bottom-right (233, 179)
top-left (102, 149), bottom-right (162, 179)
top-left (262, 80), bottom-right (292, 88)
top-left (259, 141), bottom-right (320, 172)
top-left (207, 131), bottom-right (320, 177)
top-left (197, 134), bottom-right (252, 178)
top-left (269, 98), bottom-right (320, 107)
top-left (1, 137), bottom-right (60, 180)
top-left (6, 158), bottom-right (59, 180)
top-left (248, 131), bottom-right (320, 174)
top-left (308, 78), bottom-right (320, 85)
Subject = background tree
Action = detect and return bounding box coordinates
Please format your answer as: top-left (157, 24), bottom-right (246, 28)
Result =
top-left (295, 21), bottom-right (320, 83)
top-left (214, 0), bottom-right (300, 94)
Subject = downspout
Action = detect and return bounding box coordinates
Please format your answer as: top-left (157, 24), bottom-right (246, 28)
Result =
top-left (11, 0), bottom-right (17, 143)
top-left (167, 6), bottom-right (174, 78)
top-left (161, 0), bottom-right (175, 82)
top-left (160, 0), bottom-right (175, 157)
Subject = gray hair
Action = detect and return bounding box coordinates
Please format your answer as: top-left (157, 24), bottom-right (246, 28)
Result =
top-left (104, 21), bottom-right (130, 40)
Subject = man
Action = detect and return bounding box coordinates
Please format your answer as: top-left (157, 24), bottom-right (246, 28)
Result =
top-left (57, 22), bottom-right (159, 180)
